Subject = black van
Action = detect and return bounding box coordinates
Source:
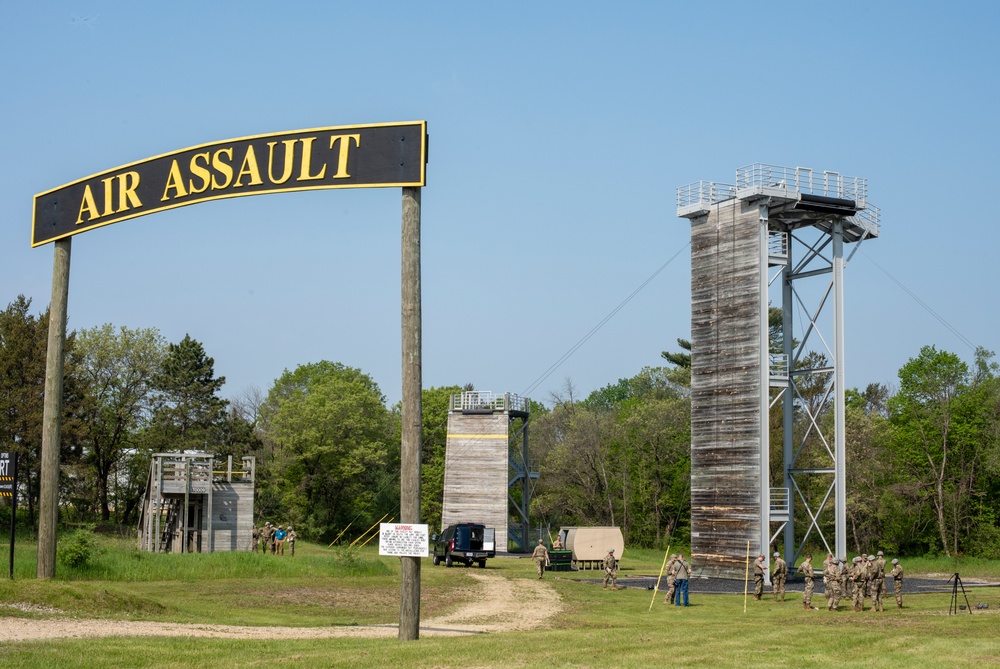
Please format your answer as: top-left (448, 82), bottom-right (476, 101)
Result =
top-left (431, 523), bottom-right (495, 568)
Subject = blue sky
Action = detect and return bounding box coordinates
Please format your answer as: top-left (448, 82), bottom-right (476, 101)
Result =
top-left (2, 1), bottom-right (998, 406)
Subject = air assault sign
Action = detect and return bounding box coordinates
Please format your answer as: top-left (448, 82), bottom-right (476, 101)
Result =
top-left (32, 121), bottom-right (427, 246)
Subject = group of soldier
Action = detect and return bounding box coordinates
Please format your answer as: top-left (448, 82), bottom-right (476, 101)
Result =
top-left (754, 550), bottom-right (904, 611)
top-left (252, 522), bottom-right (296, 555)
top-left (531, 539), bottom-right (626, 594)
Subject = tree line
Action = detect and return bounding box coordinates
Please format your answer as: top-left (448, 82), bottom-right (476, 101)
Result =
top-left (2, 294), bottom-right (999, 558)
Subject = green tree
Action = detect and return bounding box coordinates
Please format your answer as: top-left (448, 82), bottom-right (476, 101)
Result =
top-left (889, 346), bottom-right (998, 556)
top-left (0, 296), bottom-right (85, 526)
top-left (148, 334), bottom-right (228, 451)
top-left (661, 338), bottom-right (691, 370)
top-left (0, 296), bottom-right (49, 524)
top-left (74, 324), bottom-right (165, 521)
top-left (532, 368), bottom-right (691, 548)
top-left (420, 385), bottom-right (464, 532)
top-left (259, 361), bottom-right (394, 540)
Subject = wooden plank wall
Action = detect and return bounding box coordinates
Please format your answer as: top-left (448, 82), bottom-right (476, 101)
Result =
top-left (442, 413), bottom-right (510, 552)
top-left (689, 198), bottom-right (764, 578)
top-left (210, 481), bottom-right (255, 552)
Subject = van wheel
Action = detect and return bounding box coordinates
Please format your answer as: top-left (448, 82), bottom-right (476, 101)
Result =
top-left (432, 555), bottom-right (440, 566)
top-left (445, 555), bottom-right (453, 568)
top-left (478, 559), bottom-right (487, 568)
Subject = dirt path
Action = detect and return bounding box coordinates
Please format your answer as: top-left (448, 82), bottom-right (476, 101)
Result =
top-left (1, 572), bottom-right (562, 642)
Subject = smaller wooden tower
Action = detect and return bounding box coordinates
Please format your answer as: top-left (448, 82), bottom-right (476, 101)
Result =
top-left (442, 391), bottom-right (536, 552)
top-left (138, 452), bottom-right (255, 553)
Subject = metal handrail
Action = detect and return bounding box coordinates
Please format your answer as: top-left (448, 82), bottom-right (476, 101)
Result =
top-left (451, 391), bottom-right (529, 413)
top-left (768, 231), bottom-right (787, 258)
top-left (770, 487), bottom-right (790, 515)
top-left (736, 163), bottom-right (867, 207)
top-left (676, 180), bottom-right (736, 210)
top-left (849, 203), bottom-right (880, 237)
top-left (769, 354), bottom-right (789, 378)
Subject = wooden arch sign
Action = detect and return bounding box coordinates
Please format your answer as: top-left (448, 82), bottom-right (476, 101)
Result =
top-left (31, 120), bottom-right (427, 641)
top-left (32, 121), bottom-right (427, 246)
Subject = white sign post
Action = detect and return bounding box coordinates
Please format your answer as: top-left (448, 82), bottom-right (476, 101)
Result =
top-left (379, 523), bottom-right (429, 558)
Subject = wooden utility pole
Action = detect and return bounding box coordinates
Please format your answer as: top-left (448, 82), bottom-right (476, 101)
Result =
top-left (38, 238), bottom-right (71, 579)
top-left (399, 186), bottom-right (422, 640)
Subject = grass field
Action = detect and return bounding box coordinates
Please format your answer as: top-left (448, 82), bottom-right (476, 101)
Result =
top-left (2, 536), bottom-right (999, 668)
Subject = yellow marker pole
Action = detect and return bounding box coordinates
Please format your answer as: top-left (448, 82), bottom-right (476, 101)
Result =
top-left (648, 544), bottom-right (671, 611)
top-left (360, 518), bottom-right (393, 548)
top-left (744, 540), bottom-right (751, 613)
top-left (328, 521), bottom-right (354, 548)
top-left (351, 515), bottom-right (388, 548)
top-left (350, 513), bottom-right (389, 547)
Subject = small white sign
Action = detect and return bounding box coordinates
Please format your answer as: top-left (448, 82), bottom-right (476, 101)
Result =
top-left (378, 523), bottom-right (429, 557)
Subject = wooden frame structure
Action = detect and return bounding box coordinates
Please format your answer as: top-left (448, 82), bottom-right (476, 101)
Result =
top-left (138, 452), bottom-right (256, 553)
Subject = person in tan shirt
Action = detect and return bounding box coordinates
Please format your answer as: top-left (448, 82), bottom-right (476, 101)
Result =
top-left (531, 540), bottom-right (549, 579)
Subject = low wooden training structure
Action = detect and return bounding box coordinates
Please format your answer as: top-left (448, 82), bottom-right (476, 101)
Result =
top-left (137, 452), bottom-right (255, 553)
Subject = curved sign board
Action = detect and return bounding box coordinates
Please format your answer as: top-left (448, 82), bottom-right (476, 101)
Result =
top-left (32, 121), bottom-right (427, 247)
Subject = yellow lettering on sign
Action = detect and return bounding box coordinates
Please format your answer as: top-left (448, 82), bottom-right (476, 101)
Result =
top-left (211, 148), bottom-right (234, 189)
top-left (116, 172), bottom-right (142, 212)
top-left (234, 145), bottom-right (263, 187)
top-left (297, 137), bottom-right (326, 181)
top-left (102, 176), bottom-right (115, 216)
top-left (161, 160), bottom-right (188, 201)
top-left (189, 152), bottom-right (211, 194)
top-left (266, 140), bottom-right (296, 184)
top-left (76, 185), bottom-right (100, 224)
top-left (329, 134), bottom-right (361, 178)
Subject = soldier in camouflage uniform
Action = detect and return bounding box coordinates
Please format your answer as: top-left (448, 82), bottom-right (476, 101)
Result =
top-left (772, 552), bottom-right (787, 601)
top-left (267, 523), bottom-right (278, 554)
top-left (839, 558), bottom-right (849, 601)
top-left (822, 554), bottom-right (833, 608)
top-left (864, 555), bottom-right (874, 599)
top-left (663, 554), bottom-right (677, 605)
top-left (851, 557), bottom-right (866, 611)
top-left (823, 557), bottom-right (841, 610)
top-left (871, 551), bottom-right (886, 612)
top-left (889, 558), bottom-right (903, 609)
top-left (797, 553), bottom-right (815, 610)
top-left (753, 554), bottom-right (767, 601)
top-left (603, 548), bottom-right (618, 590)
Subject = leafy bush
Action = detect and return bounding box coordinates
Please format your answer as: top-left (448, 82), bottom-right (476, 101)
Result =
top-left (966, 523), bottom-right (1000, 560)
top-left (58, 529), bottom-right (97, 569)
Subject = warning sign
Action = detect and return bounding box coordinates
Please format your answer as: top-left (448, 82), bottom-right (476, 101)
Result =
top-left (378, 523), bottom-right (429, 558)
top-left (0, 452), bottom-right (13, 498)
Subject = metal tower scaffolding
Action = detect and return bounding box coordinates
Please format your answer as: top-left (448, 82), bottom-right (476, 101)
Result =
top-left (677, 164), bottom-right (879, 577)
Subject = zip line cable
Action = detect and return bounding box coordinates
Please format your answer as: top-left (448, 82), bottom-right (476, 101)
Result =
top-left (520, 242), bottom-right (691, 398)
top-left (859, 248), bottom-right (977, 352)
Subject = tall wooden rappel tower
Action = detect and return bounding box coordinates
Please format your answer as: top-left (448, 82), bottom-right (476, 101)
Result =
top-left (677, 164), bottom-right (880, 578)
top-left (442, 391), bottom-right (537, 552)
